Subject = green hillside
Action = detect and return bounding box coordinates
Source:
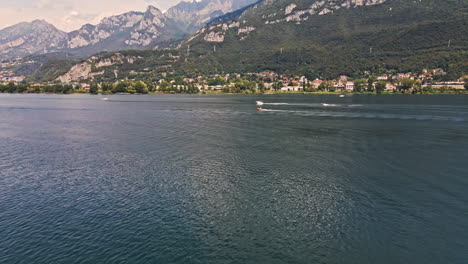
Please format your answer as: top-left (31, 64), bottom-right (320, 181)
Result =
top-left (179, 0), bottom-right (468, 79)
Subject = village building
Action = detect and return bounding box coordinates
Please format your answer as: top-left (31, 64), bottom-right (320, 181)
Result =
top-left (385, 82), bottom-right (397, 91)
top-left (334, 80), bottom-right (345, 91)
top-left (345, 81), bottom-right (355, 91)
top-left (311, 79), bottom-right (323, 89)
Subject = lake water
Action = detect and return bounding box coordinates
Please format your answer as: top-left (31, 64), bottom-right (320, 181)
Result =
top-left (1, 94), bottom-right (468, 263)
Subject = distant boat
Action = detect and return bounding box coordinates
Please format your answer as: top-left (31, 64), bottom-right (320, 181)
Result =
top-left (339, 95), bottom-right (345, 98)
top-left (256, 101), bottom-right (264, 106)
top-left (102, 98), bottom-right (109, 101)
top-left (257, 107), bottom-right (263, 111)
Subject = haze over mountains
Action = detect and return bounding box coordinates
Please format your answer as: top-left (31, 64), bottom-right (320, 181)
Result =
top-left (0, 0), bottom-right (258, 59)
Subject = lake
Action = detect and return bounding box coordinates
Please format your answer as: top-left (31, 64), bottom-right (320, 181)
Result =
top-left (1, 94), bottom-right (467, 263)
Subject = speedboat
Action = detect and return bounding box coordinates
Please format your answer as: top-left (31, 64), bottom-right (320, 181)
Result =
top-left (257, 107), bottom-right (263, 111)
top-left (339, 95), bottom-right (345, 98)
top-left (256, 101), bottom-right (264, 106)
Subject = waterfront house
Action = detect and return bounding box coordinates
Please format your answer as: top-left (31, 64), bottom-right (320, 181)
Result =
top-left (334, 80), bottom-right (345, 91)
top-left (386, 82), bottom-right (397, 91)
top-left (345, 81), bottom-right (355, 91)
top-left (311, 79), bottom-right (323, 88)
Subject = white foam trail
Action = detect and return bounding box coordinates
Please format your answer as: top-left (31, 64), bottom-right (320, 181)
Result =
top-left (257, 108), bottom-right (466, 122)
top-left (258, 109), bottom-right (287, 112)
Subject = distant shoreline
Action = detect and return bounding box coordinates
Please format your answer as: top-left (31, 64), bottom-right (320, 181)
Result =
top-left (1, 91), bottom-right (468, 96)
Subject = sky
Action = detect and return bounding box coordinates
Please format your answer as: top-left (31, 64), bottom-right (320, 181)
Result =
top-left (0, 0), bottom-right (184, 32)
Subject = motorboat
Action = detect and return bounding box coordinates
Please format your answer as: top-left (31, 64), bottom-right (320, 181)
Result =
top-left (256, 101), bottom-right (264, 106)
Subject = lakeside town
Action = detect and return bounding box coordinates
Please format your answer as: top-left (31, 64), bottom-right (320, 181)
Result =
top-left (1, 64), bottom-right (467, 94)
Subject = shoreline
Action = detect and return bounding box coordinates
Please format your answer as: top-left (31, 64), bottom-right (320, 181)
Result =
top-left (1, 91), bottom-right (468, 96)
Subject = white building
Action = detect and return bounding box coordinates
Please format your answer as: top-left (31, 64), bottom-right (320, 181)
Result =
top-left (345, 81), bottom-right (355, 91)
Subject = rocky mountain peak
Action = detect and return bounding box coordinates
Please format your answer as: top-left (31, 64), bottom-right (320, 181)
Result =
top-left (0, 20), bottom-right (66, 58)
top-left (0, 1), bottom-right (259, 59)
top-left (146, 5), bottom-right (164, 16)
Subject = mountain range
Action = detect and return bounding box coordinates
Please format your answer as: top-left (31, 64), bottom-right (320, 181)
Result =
top-left (0, 0), bottom-right (258, 60)
top-left (4, 0), bottom-right (468, 82)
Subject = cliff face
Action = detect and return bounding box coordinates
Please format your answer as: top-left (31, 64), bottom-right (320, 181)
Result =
top-left (56, 53), bottom-right (142, 83)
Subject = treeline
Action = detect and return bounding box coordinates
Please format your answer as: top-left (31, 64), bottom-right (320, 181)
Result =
top-left (0, 82), bottom-right (76, 94)
top-left (0, 81), bottom-right (200, 94)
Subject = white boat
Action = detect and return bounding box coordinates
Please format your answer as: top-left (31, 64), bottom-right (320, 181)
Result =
top-left (339, 95), bottom-right (345, 98)
top-left (256, 101), bottom-right (264, 106)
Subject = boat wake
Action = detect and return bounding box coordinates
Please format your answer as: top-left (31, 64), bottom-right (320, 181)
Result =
top-left (257, 101), bottom-right (289, 106)
top-left (257, 108), bottom-right (465, 122)
top-left (257, 102), bottom-right (364, 108)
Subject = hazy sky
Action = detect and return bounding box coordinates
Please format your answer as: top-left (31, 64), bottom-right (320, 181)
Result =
top-left (0, 0), bottom-right (184, 32)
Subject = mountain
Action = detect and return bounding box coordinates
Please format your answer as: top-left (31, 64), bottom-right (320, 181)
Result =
top-left (179, 0), bottom-right (468, 79)
top-left (166, 0), bottom-right (258, 34)
top-left (64, 6), bottom-right (170, 57)
top-left (29, 0), bottom-right (468, 82)
top-left (0, 0), bottom-right (258, 60)
top-left (0, 20), bottom-right (67, 59)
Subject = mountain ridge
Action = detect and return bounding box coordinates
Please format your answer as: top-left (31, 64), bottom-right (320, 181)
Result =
top-left (179, 0), bottom-right (468, 78)
top-left (0, 0), bottom-right (258, 60)
top-left (9, 0), bottom-right (468, 82)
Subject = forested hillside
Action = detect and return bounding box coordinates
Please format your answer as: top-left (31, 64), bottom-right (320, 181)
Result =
top-left (180, 0), bottom-right (468, 79)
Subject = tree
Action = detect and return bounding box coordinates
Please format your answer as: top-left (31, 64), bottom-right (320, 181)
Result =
top-left (159, 81), bottom-right (171, 92)
top-left (134, 81), bottom-right (149, 94)
top-left (414, 80), bottom-right (422, 93)
top-left (101, 82), bottom-right (114, 93)
top-left (113, 81), bottom-right (129, 93)
top-left (464, 79), bottom-right (468, 90)
top-left (7, 82), bottom-right (16, 93)
top-left (207, 77), bottom-right (226, 86)
top-left (233, 79), bottom-right (257, 93)
top-left (318, 81), bottom-right (334, 91)
top-left (375, 81), bottom-right (386, 94)
top-left (63, 84), bottom-right (73, 94)
top-left (400, 78), bottom-right (415, 91)
top-left (367, 78), bottom-right (376, 92)
top-left (273, 81), bottom-right (283, 92)
top-left (258, 82), bottom-right (266, 93)
top-left (89, 82), bottom-right (99, 94)
top-left (354, 79), bottom-right (367, 92)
